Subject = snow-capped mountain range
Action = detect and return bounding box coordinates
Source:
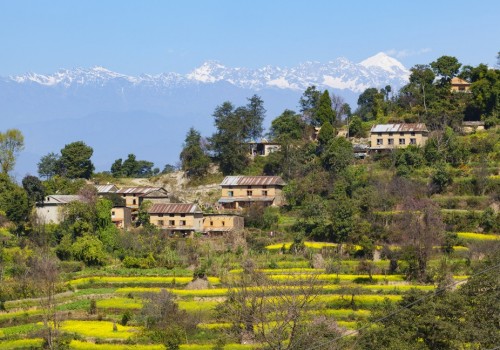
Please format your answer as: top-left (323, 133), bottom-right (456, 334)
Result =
top-left (6, 52), bottom-right (409, 93)
top-left (1, 52), bottom-right (409, 178)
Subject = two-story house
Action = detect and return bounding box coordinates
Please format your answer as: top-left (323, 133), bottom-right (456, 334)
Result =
top-left (218, 176), bottom-right (286, 210)
top-left (370, 123), bottom-right (428, 151)
top-left (148, 203), bottom-right (203, 236)
top-left (36, 195), bottom-right (83, 224)
top-left (248, 139), bottom-right (281, 159)
top-left (116, 187), bottom-right (169, 220)
top-left (450, 77), bottom-right (471, 92)
top-left (202, 214), bottom-right (244, 235)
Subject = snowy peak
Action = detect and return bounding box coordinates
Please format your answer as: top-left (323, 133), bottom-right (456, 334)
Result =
top-left (359, 52), bottom-right (409, 75)
top-left (186, 61), bottom-right (230, 83)
top-left (7, 53), bottom-right (410, 93)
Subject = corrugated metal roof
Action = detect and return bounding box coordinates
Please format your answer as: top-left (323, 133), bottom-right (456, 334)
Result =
top-left (44, 195), bottom-right (82, 204)
top-left (220, 176), bottom-right (285, 186)
top-left (148, 203), bottom-right (201, 214)
top-left (95, 184), bottom-right (117, 193)
top-left (116, 187), bottom-right (166, 195)
top-left (371, 123), bottom-right (428, 133)
top-left (451, 77), bottom-right (470, 85)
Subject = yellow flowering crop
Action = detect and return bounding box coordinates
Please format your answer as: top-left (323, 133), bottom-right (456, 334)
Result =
top-left (69, 340), bottom-right (164, 349)
top-left (0, 338), bottom-right (44, 349)
top-left (69, 276), bottom-right (220, 287)
top-left (97, 298), bottom-right (143, 309)
top-left (456, 232), bottom-right (500, 241)
top-left (60, 320), bottom-right (139, 339)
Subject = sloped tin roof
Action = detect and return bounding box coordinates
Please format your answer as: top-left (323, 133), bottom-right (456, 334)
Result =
top-left (116, 187), bottom-right (167, 195)
top-left (95, 184), bottom-right (117, 193)
top-left (44, 195), bottom-right (82, 204)
top-left (371, 123), bottom-right (428, 133)
top-left (220, 176), bottom-right (285, 186)
top-left (148, 203), bottom-right (201, 214)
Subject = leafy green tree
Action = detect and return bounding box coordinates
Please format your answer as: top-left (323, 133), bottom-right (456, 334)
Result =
top-left (321, 137), bottom-right (353, 174)
top-left (0, 185), bottom-right (29, 226)
top-left (110, 158), bottom-right (123, 177)
top-left (71, 234), bottom-right (107, 266)
top-left (430, 55), bottom-right (462, 85)
top-left (430, 162), bottom-right (452, 194)
top-left (38, 152), bottom-right (60, 179)
top-left (470, 66), bottom-right (500, 123)
top-left (315, 90), bottom-right (336, 126)
top-left (121, 154), bottom-right (138, 177)
top-left (59, 141), bottom-right (94, 179)
top-left (402, 64), bottom-right (436, 115)
top-left (348, 115), bottom-right (364, 137)
top-left (299, 86), bottom-right (321, 125)
top-left (210, 102), bottom-right (246, 175)
top-left (22, 175), bottom-right (45, 206)
top-left (180, 128), bottom-right (211, 178)
top-left (356, 88), bottom-right (385, 120)
top-left (269, 109), bottom-right (305, 142)
top-left (242, 94), bottom-right (266, 141)
top-left (0, 129), bottom-right (24, 174)
top-left (317, 121), bottom-right (334, 148)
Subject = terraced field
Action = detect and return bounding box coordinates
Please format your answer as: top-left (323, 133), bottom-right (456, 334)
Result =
top-left (0, 241), bottom-right (477, 349)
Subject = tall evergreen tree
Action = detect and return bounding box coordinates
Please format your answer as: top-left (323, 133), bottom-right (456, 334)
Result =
top-left (59, 141), bottom-right (94, 179)
top-left (180, 128), bottom-right (210, 178)
top-left (315, 90), bottom-right (336, 126)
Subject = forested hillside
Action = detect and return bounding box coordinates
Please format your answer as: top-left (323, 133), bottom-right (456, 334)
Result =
top-left (0, 54), bottom-right (499, 349)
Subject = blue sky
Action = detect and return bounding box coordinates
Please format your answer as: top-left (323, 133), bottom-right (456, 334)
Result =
top-left (1, 0), bottom-right (499, 75)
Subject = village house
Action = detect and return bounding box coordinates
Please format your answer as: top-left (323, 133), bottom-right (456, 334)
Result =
top-left (148, 203), bottom-right (203, 236)
top-left (248, 139), bottom-right (281, 158)
top-left (95, 184), bottom-right (118, 195)
top-left (370, 123), bottom-right (429, 151)
top-left (36, 195), bottom-right (83, 224)
top-left (116, 187), bottom-right (169, 220)
top-left (450, 77), bottom-right (471, 92)
top-left (111, 206), bottom-right (132, 229)
top-left (218, 176), bottom-right (286, 210)
top-left (203, 213), bottom-right (244, 235)
top-left (461, 121), bottom-right (485, 134)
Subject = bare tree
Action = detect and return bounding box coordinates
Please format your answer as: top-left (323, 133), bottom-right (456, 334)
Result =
top-left (395, 197), bottom-right (444, 281)
top-left (30, 253), bottom-right (60, 349)
top-left (216, 259), bottom-right (345, 349)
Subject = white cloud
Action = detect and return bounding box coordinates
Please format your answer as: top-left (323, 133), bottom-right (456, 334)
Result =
top-left (385, 48), bottom-right (431, 59)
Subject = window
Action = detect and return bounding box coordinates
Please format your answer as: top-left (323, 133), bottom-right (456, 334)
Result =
top-left (399, 138), bottom-right (405, 145)
top-left (247, 186), bottom-right (252, 189)
top-left (388, 138), bottom-right (394, 145)
top-left (132, 199), bottom-right (137, 205)
top-left (169, 220), bottom-right (175, 226)
top-left (158, 214), bottom-right (163, 217)
top-left (180, 220), bottom-right (186, 226)
top-left (158, 220), bottom-right (164, 226)
top-left (111, 211), bottom-right (115, 216)
top-left (247, 190), bottom-right (253, 196)
top-left (410, 132), bottom-right (416, 136)
top-left (262, 185), bottom-right (267, 189)
top-left (169, 214), bottom-right (174, 217)
top-left (400, 132), bottom-right (404, 136)
top-left (410, 138), bottom-right (416, 145)
top-left (181, 214), bottom-right (185, 217)
top-left (228, 190), bottom-right (234, 197)
top-left (389, 132), bottom-right (393, 136)
top-left (459, 86), bottom-right (465, 91)
top-left (262, 190), bottom-right (268, 196)
top-left (377, 139), bottom-right (383, 145)
top-left (222, 221), bottom-right (225, 226)
top-left (210, 221), bottom-right (213, 226)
